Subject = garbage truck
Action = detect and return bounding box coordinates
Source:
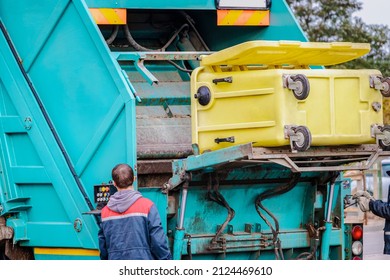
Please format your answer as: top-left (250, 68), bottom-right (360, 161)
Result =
top-left (1, 0), bottom-right (390, 260)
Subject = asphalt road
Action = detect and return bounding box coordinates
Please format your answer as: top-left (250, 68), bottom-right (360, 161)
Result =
top-left (363, 218), bottom-right (390, 260)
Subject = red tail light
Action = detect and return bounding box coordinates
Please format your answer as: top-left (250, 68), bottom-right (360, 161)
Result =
top-left (350, 224), bottom-right (363, 260)
top-left (352, 225), bottom-right (363, 240)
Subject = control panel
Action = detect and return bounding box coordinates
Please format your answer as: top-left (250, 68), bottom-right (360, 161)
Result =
top-left (94, 183), bottom-right (116, 209)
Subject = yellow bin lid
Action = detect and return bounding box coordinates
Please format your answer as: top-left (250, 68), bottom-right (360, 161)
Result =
top-left (200, 40), bottom-right (370, 66)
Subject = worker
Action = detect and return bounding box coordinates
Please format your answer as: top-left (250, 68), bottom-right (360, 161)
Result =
top-left (98, 163), bottom-right (172, 260)
top-left (353, 188), bottom-right (390, 254)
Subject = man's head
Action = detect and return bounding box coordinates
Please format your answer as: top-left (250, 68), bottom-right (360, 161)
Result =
top-left (111, 163), bottom-right (134, 190)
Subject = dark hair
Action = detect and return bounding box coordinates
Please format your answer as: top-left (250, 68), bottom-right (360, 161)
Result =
top-left (111, 163), bottom-right (134, 189)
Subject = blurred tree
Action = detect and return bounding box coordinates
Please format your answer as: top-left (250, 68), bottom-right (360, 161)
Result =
top-left (286, 0), bottom-right (390, 76)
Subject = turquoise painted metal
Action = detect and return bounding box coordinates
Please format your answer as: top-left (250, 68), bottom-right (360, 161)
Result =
top-left (0, 0), bottom-right (137, 255)
top-left (0, 0), bottom-right (360, 260)
top-left (165, 144), bottom-right (352, 260)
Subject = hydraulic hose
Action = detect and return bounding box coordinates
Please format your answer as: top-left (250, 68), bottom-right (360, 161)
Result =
top-left (105, 25), bottom-right (119, 44)
top-left (123, 23), bottom-right (192, 73)
top-left (167, 60), bottom-right (193, 73)
top-left (255, 173), bottom-right (301, 260)
top-left (123, 23), bottom-right (189, 52)
top-left (207, 174), bottom-right (235, 247)
top-left (180, 11), bottom-right (210, 51)
top-left (123, 24), bottom-right (153, 51)
top-left (256, 173), bottom-right (301, 236)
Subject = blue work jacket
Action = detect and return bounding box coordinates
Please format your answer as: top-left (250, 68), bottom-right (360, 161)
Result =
top-left (98, 190), bottom-right (172, 260)
top-left (370, 189), bottom-right (390, 254)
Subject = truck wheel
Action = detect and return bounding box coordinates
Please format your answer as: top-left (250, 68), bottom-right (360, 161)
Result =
top-left (290, 74), bottom-right (310, 100)
top-left (380, 77), bottom-right (390, 97)
top-left (379, 125), bottom-right (390, 151)
top-left (292, 126), bottom-right (312, 152)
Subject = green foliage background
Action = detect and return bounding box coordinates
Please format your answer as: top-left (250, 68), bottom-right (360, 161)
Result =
top-left (286, 0), bottom-right (390, 76)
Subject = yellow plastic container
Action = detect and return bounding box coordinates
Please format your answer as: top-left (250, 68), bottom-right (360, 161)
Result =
top-left (191, 41), bottom-right (387, 152)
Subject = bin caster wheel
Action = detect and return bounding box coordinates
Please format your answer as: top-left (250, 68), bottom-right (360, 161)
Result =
top-left (380, 77), bottom-right (390, 97)
top-left (379, 125), bottom-right (390, 151)
top-left (291, 126), bottom-right (312, 152)
top-left (289, 74), bottom-right (310, 100)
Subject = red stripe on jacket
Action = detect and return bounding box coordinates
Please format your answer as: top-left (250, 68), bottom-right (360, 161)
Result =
top-left (101, 197), bottom-right (153, 219)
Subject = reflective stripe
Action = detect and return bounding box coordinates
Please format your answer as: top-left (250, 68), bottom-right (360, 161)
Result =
top-left (34, 248), bottom-right (99, 256)
top-left (102, 212), bottom-right (147, 222)
top-left (89, 8), bottom-right (127, 25)
top-left (217, 10), bottom-right (270, 26)
top-left (385, 231), bottom-right (390, 236)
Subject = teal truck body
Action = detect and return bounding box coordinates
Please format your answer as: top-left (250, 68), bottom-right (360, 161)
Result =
top-left (0, 0), bottom-right (387, 260)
